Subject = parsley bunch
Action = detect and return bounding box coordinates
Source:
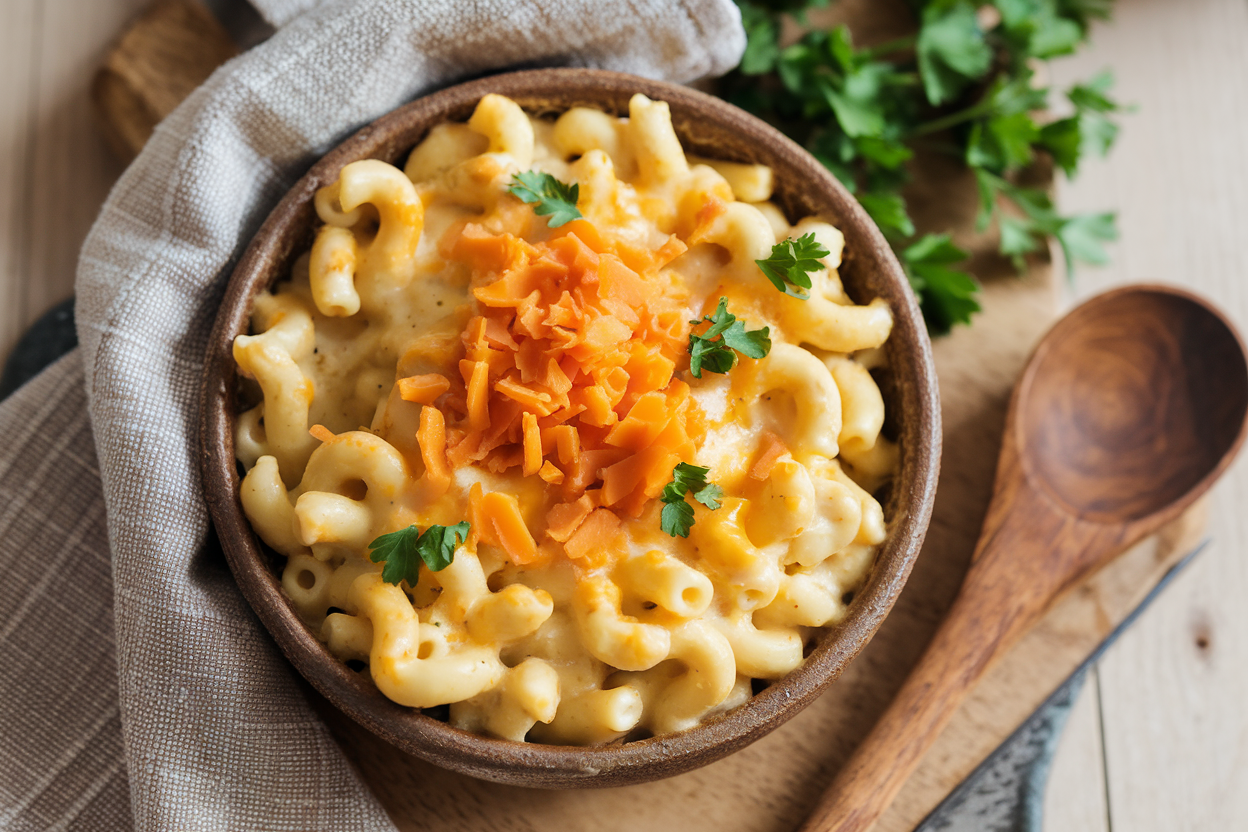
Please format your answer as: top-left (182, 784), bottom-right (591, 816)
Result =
top-left (722, 0), bottom-right (1127, 334)
top-left (660, 463), bottom-right (725, 537)
top-left (367, 522), bottom-right (470, 586)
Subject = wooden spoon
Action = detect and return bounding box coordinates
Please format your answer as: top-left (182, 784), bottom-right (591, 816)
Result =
top-left (799, 284), bottom-right (1248, 832)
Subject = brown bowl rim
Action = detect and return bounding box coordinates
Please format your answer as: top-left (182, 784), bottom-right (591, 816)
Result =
top-left (199, 67), bottom-right (941, 788)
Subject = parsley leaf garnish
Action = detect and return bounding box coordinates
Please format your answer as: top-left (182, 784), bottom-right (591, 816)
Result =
top-left (755, 233), bottom-right (831, 299)
top-left (508, 171), bottom-right (582, 227)
top-left (660, 499), bottom-right (696, 539)
top-left (659, 463), bottom-right (724, 538)
top-left (367, 521), bottom-right (470, 586)
top-left (687, 297), bottom-right (772, 379)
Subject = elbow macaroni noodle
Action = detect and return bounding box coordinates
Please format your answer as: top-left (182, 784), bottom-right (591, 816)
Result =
top-left (234, 93), bottom-right (896, 745)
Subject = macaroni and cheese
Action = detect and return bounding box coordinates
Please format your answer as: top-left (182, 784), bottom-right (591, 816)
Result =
top-left (233, 93), bottom-right (897, 744)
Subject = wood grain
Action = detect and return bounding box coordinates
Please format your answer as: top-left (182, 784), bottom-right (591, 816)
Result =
top-left (0, 0), bottom-right (150, 363)
top-left (1042, 669), bottom-right (1109, 832)
top-left (0, 0), bottom-right (39, 362)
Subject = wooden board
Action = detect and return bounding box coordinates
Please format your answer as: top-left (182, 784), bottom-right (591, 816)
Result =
top-left (87, 2), bottom-right (1207, 830)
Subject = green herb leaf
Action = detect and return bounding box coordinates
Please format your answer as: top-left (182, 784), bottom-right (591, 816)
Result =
top-left (855, 135), bottom-right (914, 170)
top-left (973, 168), bottom-right (1003, 231)
top-left (986, 176), bottom-right (1119, 279)
top-left (962, 75), bottom-right (1048, 175)
top-left (1055, 0), bottom-right (1113, 30)
top-left (917, 2), bottom-right (994, 106)
top-left (670, 462), bottom-right (713, 496)
top-left (720, 320), bottom-right (771, 359)
top-left (367, 521), bottom-right (470, 586)
top-left (660, 499), bottom-right (696, 538)
top-left (901, 234), bottom-right (981, 335)
top-left (995, 0), bottom-right (1083, 59)
top-left (660, 462), bottom-right (722, 537)
top-left (966, 111), bottom-right (1041, 172)
top-left (1055, 211), bottom-right (1118, 272)
top-left (738, 1), bottom-right (782, 75)
top-left (687, 298), bottom-right (772, 378)
top-left (508, 171), bottom-right (582, 227)
top-left (823, 63), bottom-right (894, 138)
top-left (998, 214), bottom-right (1043, 271)
top-left (1069, 71), bottom-right (1126, 160)
top-left (1037, 116), bottom-right (1082, 177)
top-left (692, 483), bottom-right (725, 511)
top-left (756, 233), bottom-right (831, 298)
top-left (858, 192), bottom-right (916, 241)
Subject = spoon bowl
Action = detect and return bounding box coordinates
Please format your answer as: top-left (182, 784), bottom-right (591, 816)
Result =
top-left (800, 284), bottom-right (1248, 832)
top-left (1018, 287), bottom-right (1248, 523)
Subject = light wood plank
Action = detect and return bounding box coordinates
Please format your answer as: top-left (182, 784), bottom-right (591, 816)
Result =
top-left (0, 0), bottom-right (40, 361)
top-left (24, 0), bottom-right (145, 334)
top-left (1048, 0), bottom-right (1248, 829)
top-left (1043, 671), bottom-right (1109, 832)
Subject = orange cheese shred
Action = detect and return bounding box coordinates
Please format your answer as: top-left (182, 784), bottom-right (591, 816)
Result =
top-left (538, 460), bottom-right (564, 485)
top-left (416, 406), bottom-right (451, 495)
top-left (496, 376), bottom-right (557, 414)
top-left (469, 482), bottom-right (494, 546)
top-left (308, 424), bottom-right (335, 444)
top-left (466, 360), bottom-right (490, 430)
top-left (479, 491), bottom-right (538, 564)
top-left (398, 373), bottom-right (451, 404)
top-left (564, 508), bottom-right (622, 563)
top-left (521, 412), bottom-right (542, 477)
top-left (545, 424), bottom-right (580, 465)
top-left (545, 494), bottom-right (595, 542)
top-left (749, 431), bottom-right (790, 481)
top-left (604, 390), bottom-right (670, 451)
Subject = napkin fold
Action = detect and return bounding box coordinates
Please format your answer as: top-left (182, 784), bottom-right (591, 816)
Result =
top-left (0, 1), bottom-right (744, 829)
top-left (249, 0), bottom-right (325, 27)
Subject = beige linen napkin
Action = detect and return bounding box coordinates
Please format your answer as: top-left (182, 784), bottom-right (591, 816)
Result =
top-left (0, 1), bottom-right (744, 829)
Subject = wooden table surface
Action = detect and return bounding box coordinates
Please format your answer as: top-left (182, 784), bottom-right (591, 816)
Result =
top-left (2, 0), bottom-right (1245, 829)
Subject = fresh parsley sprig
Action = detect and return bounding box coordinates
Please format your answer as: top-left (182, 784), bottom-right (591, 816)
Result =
top-left (687, 297), bottom-right (772, 378)
top-left (660, 463), bottom-right (724, 538)
top-left (367, 522), bottom-right (470, 586)
top-left (756, 233), bottom-right (832, 298)
top-left (508, 171), bottom-right (582, 227)
top-left (722, 0), bottom-right (1128, 335)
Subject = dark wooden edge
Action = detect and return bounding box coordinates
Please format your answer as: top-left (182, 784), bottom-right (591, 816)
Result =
top-left (199, 68), bottom-right (942, 788)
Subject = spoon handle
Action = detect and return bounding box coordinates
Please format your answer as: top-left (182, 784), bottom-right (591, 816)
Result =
top-left (797, 472), bottom-right (1114, 832)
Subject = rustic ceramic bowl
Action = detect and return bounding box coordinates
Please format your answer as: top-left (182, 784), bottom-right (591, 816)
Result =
top-left (200, 68), bottom-right (941, 788)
